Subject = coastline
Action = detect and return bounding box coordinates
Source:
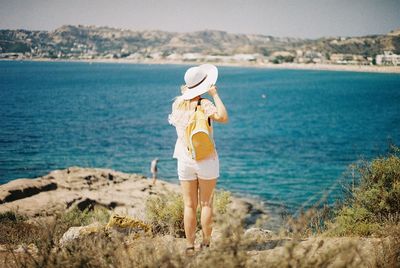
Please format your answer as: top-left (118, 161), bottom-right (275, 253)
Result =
top-left (2, 58), bottom-right (400, 74)
top-left (0, 166), bottom-right (394, 267)
top-left (0, 167), bottom-right (271, 229)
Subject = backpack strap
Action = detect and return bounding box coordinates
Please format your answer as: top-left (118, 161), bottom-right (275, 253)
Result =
top-left (195, 98), bottom-right (202, 111)
top-left (195, 98), bottom-right (212, 126)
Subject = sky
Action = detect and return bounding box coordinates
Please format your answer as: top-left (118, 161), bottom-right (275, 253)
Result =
top-left (1, 0), bottom-right (399, 38)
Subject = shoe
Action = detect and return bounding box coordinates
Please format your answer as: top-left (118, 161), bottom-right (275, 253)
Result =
top-left (200, 242), bottom-right (210, 250)
top-left (185, 246), bottom-right (195, 256)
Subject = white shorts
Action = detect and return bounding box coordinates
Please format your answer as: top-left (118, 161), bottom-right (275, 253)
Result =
top-left (177, 155), bottom-right (220, 181)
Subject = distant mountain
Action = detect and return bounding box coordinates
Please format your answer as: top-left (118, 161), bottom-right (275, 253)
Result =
top-left (0, 25), bottom-right (399, 58)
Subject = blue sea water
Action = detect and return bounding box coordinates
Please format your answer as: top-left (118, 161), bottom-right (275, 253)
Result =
top-left (0, 61), bottom-right (399, 215)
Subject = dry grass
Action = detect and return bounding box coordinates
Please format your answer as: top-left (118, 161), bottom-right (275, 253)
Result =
top-left (145, 189), bottom-right (232, 237)
top-left (0, 211), bottom-right (46, 246)
top-left (1, 204), bottom-right (398, 268)
top-left (373, 224), bottom-right (400, 268)
top-left (145, 191), bottom-right (185, 236)
top-left (1, 149), bottom-right (400, 268)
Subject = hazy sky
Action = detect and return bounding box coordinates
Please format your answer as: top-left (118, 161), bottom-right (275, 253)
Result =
top-left (1, 0), bottom-right (399, 38)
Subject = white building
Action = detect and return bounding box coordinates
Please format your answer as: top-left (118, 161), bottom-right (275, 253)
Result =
top-left (182, 53), bottom-right (204, 61)
top-left (232, 54), bottom-right (258, 62)
top-left (376, 51), bottom-right (400, 66)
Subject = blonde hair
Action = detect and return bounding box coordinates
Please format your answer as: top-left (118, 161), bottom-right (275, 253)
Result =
top-left (172, 85), bottom-right (191, 111)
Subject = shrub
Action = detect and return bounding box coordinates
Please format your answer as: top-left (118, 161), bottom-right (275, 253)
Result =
top-left (328, 147), bottom-right (400, 236)
top-left (0, 211), bottom-right (27, 223)
top-left (214, 190), bottom-right (232, 214)
top-left (145, 189), bottom-right (232, 237)
top-left (0, 211), bottom-right (45, 245)
top-left (374, 224), bottom-right (400, 267)
top-left (61, 205), bottom-right (111, 228)
top-left (145, 191), bottom-right (185, 236)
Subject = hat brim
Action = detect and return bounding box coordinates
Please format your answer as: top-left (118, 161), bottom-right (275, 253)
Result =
top-left (181, 64), bottom-right (218, 100)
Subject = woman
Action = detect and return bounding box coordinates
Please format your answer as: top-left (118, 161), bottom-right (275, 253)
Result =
top-left (168, 64), bottom-right (228, 255)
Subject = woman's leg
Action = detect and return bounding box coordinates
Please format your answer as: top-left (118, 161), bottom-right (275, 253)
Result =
top-left (180, 179), bottom-right (199, 247)
top-left (198, 178), bottom-right (217, 245)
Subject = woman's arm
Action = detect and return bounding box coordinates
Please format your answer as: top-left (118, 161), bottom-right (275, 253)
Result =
top-left (208, 85), bottom-right (229, 123)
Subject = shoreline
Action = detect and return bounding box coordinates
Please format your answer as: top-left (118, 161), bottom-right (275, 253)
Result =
top-left (0, 166), bottom-right (393, 266)
top-left (0, 167), bottom-right (274, 229)
top-left (2, 58), bottom-right (400, 74)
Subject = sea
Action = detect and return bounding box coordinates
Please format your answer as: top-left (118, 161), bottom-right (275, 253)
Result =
top-left (1, 60), bottom-right (399, 219)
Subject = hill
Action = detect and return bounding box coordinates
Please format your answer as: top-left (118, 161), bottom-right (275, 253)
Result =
top-left (1, 25), bottom-right (399, 62)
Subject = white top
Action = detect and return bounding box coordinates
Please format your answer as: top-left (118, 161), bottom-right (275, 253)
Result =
top-left (150, 159), bottom-right (158, 173)
top-left (168, 97), bottom-right (218, 162)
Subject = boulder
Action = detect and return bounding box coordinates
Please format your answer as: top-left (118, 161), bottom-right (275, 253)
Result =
top-left (59, 222), bottom-right (104, 247)
top-left (106, 214), bottom-right (152, 235)
top-left (0, 178), bottom-right (57, 204)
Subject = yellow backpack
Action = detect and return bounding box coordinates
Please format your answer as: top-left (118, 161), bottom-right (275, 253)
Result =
top-left (185, 98), bottom-right (216, 161)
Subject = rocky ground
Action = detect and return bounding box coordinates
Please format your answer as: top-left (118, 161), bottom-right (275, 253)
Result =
top-left (1, 167), bottom-right (178, 218)
top-left (0, 167), bottom-right (264, 222)
top-left (0, 167), bottom-right (390, 267)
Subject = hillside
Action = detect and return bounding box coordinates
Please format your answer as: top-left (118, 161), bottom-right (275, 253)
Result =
top-left (1, 25), bottom-right (399, 60)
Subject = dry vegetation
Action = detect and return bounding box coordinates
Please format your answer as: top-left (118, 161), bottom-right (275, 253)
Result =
top-left (0, 149), bottom-right (399, 267)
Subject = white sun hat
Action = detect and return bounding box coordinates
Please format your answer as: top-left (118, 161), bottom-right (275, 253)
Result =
top-left (181, 64), bottom-right (218, 100)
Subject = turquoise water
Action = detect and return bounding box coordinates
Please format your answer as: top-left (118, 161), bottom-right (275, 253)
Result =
top-left (1, 61), bottom-right (399, 213)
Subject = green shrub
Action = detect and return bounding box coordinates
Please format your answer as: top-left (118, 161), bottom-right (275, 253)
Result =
top-left (328, 147), bottom-right (400, 236)
top-left (0, 210), bottom-right (27, 223)
top-left (145, 191), bottom-right (185, 236)
top-left (44, 205), bottom-right (112, 244)
top-left (61, 205), bottom-right (111, 227)
top-left (145, 190), bottom-right (232, 236)
top-left (214, 190), bottom-right (232, 214)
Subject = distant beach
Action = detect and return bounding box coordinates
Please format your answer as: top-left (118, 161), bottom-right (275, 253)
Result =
top-left (2, 58), bottom-right (400, 74)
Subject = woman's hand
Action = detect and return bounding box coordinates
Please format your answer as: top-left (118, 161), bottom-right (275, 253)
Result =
top-left (208, 85), bottom-right (218, 97)
top-left (208, 85), bottom-right (229, 123)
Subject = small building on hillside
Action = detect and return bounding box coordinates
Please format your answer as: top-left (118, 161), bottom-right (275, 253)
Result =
top-left (376, 51), bottom-right (400, 66)
top-left (330, 53), bottom-right (370, 65)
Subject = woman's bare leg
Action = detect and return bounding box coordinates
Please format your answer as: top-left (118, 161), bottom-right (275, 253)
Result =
top-left (198, 178), bottom-right (217, 245)
top-left (180, 179), bottom-right (199, 247)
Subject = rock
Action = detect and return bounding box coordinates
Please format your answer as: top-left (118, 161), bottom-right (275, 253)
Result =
top-left (0, 167), bottom-right (267, 229)
top-left (0, 178), bottom-right (57, 204)
top-left (59, 227), bottom-right (81, 246)
top-left (104, 214), bottom-right (153, 243)
top-left (0, 167), bottom-right (179, 217)
top-left (244, 227), bottom-right (273, 242)
top-left (45, 167), bottom-right (134, 191)
top-left (248, 237), bottom-right (384, 267)
top-left (106, 214), bottom-right (152, 235)
top-left (59, 222), bottom-right (104, 247)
